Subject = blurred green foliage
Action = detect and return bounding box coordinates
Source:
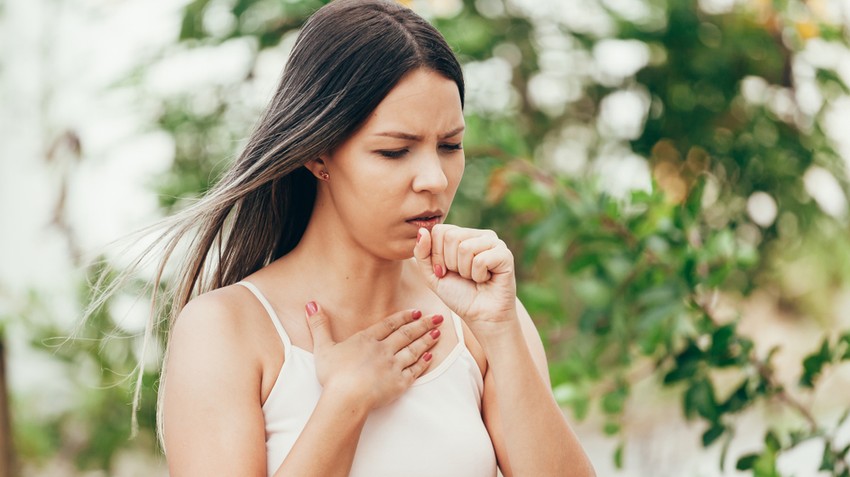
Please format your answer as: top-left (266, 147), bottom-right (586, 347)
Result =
top-left (11, 0), bottom-right (850, 474)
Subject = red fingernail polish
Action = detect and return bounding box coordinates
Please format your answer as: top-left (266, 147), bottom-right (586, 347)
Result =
top-left (432, 314), bottom-right (444, 325)
top-left (430, 329), bottom-right (441, 339)
top-left (423, 352), bottom-right (433, 362)
top-left (434, 264), bottom-right (443, 278)
top-left (306, 301), bottom-right (318, 316)
top-left (412, 310), bottom-right (422, 320)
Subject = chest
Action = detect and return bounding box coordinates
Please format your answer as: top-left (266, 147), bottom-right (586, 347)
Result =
top-left (263, 347), bottom-right (497, 477)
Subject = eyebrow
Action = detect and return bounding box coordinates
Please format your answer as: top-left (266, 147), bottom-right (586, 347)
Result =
top-left (374, 126), bottom-right (465, 141)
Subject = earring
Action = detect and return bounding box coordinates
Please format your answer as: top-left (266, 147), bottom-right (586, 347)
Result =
top-left (319, 170), bottom-right (329, 181)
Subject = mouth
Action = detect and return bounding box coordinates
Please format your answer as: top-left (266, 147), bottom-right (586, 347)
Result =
top-left (405, 211), bottom-right (444, 229)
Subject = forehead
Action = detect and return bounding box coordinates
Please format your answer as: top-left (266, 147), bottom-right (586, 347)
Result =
top-left (359, 68), bottom-right (464, 135)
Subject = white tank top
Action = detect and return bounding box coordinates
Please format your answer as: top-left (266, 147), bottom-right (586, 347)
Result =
top-left (237, 281), bottom-right (498, 477)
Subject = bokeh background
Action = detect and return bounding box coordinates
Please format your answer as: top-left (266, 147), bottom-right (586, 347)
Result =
top-left (2, 0), bottom-right (850, 475)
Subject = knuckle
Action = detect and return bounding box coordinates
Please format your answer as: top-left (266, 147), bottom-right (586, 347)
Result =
top-left (432, 224), bottom-right (447, 240)
top-left (402, 368), bottom-right (415, 385)
top-left (400, 325), bottom-right (416, 342)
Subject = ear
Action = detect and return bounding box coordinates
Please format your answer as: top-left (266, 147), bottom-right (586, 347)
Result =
top-left (303, 157), bottom-right (327, 180)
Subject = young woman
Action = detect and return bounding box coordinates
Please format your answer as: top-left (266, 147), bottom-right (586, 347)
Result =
top-left (153, 1), bottom-right (595, 475)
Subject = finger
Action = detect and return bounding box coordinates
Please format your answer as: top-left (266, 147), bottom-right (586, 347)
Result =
top-left (402, 351), bottom-right (435, 383)
top-left (367, 308), bottom-right (422, 341)
top-left (394, 325), bottom-right (441, 368)
top-left (305, 301), bottom-right (334, 349)
top-left (431, 224), bottom-right (490, 278)
top-left (429, 224), bottom-right (449, 278)
top-left (385, 313), bottom-right (444, 352)
top-left (471, 245), bottom-right (513, 283)
top-left (456, 235), bottom-right (499, 279)
top-left (413, 227), bottom-right (435, 281)
top-left (442, 226), bottom-right (460, 274)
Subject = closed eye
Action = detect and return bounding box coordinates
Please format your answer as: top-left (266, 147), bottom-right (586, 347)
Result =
top-left (377, 148), bottom-right (408, 159)
top-left (440, 143), bottom-right (463, 152)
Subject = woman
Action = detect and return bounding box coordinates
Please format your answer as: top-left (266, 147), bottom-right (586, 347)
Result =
top-left (154, 0), bottom-right (595, 475)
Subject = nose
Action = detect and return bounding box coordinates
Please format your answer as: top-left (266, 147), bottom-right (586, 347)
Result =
top-left (411, 151), bottom-right (449, 194)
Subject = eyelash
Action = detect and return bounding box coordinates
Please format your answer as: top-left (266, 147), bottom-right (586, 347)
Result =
top-left (377, 143), bottom-right (463, 159)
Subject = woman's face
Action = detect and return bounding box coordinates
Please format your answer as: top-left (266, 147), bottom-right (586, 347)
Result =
top-left (319, 68), bottom-right (465, 260)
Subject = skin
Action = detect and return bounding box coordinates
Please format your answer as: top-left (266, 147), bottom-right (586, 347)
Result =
top-left (162, 68), bottom-right (596, 476)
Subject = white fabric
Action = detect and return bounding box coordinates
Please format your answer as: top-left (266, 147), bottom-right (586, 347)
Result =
top-left (236, 280), bottom-right (498, 477)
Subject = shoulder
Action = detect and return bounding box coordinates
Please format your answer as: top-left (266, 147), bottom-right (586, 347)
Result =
top-left (169, 284), bottom-right (262, 355)
top-left (166, 284), bottom-right (267, 378)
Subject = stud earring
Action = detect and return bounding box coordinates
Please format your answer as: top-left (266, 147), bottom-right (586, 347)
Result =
top-left (319, 170), bottom-right (329, 181)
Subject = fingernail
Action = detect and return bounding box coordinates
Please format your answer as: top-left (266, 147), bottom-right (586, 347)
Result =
top-left (430, 329), bottom-right (441, 339)
top-left (423, 352), bottom-right (433, 362)
top-left (417, 229), bottom-right (422, 244)
top-left (306, 301), bottom-right (318, 316)
top-left (432, 314), bottom-right (444, 325)
top-left (434, 264), bottom-right (444, 278)
top-left (412, 309), bottom-right (422, 320)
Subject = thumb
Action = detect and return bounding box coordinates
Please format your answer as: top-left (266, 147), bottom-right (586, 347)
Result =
top-left (305, 301), bottom-right (334, 349)
top-left (413, 228), bottom-right (436, 281)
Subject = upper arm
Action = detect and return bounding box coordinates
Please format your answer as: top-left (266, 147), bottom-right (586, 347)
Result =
top-left (162, 291), bottom-right (268, 476)
top-left (481, 298), bottom-right (551, 476)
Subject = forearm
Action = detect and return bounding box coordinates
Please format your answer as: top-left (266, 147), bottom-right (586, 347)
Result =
top-left (272, 386), bottom-right (368, 477)
top-left (476, 316), bottom-right (595, 477)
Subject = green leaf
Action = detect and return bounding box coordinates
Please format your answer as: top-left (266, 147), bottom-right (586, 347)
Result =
top-left (702, 423), bottom-right (725, 447)
top-left (736, 453), bottom-right (759, 470)
top-left (604, 421), bottom-right (621, 436)
top-left (819, 442), bottom-right (835, 471)
top-left (800, 339), bottom-right (832, 388)
top-left (665, 341), bottom-right (702, 384)
top-left (708, 323), bottom-right (738, 367)
top-left (614, 443), bottom-right (624, 469)
top-left (684, 377), bottom-right (718, 421)
top-left (764, 430), bottom-right (781, 452)
top-left (720, 379), bottom-right (751, 414)
top-left (566, 252), bottom-right (600, 274)
top-left (602, 385), bottom-right (629, 415)
top-left (753, 451), bottom-right (779, 477)
top-left (663, 361), bottom-right (697, 384)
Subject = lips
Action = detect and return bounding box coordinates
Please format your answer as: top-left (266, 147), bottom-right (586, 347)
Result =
top-left (405, 210), bottom-right (444, 229)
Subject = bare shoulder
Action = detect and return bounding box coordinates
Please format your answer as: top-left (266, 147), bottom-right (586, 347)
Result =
top-left (166, 283), bottom-right (273, 395)
top-left (170, 285), bottom-right (257, 348)
top-left (163, 284), bottom-right (270, 474)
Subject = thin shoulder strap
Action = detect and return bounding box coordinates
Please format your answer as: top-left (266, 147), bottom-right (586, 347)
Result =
top-left (236, 280), bottom-right (292, 350)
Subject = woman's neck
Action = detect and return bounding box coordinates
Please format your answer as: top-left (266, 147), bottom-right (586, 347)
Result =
top-left (266, 211), bottom-right (415, 337)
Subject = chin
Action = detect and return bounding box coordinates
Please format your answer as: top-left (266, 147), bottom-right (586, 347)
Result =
top-left (377, 240), bottom-right (416, 262)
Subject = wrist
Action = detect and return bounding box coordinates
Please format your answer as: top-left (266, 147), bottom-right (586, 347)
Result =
top-left (322, 379), bottom-right (373, 419)
top-left (467, 311), bottom-right (523, 349)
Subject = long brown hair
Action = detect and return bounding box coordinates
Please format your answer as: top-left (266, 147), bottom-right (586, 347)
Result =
top-left (91, 0), bottom-right (465, 440)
